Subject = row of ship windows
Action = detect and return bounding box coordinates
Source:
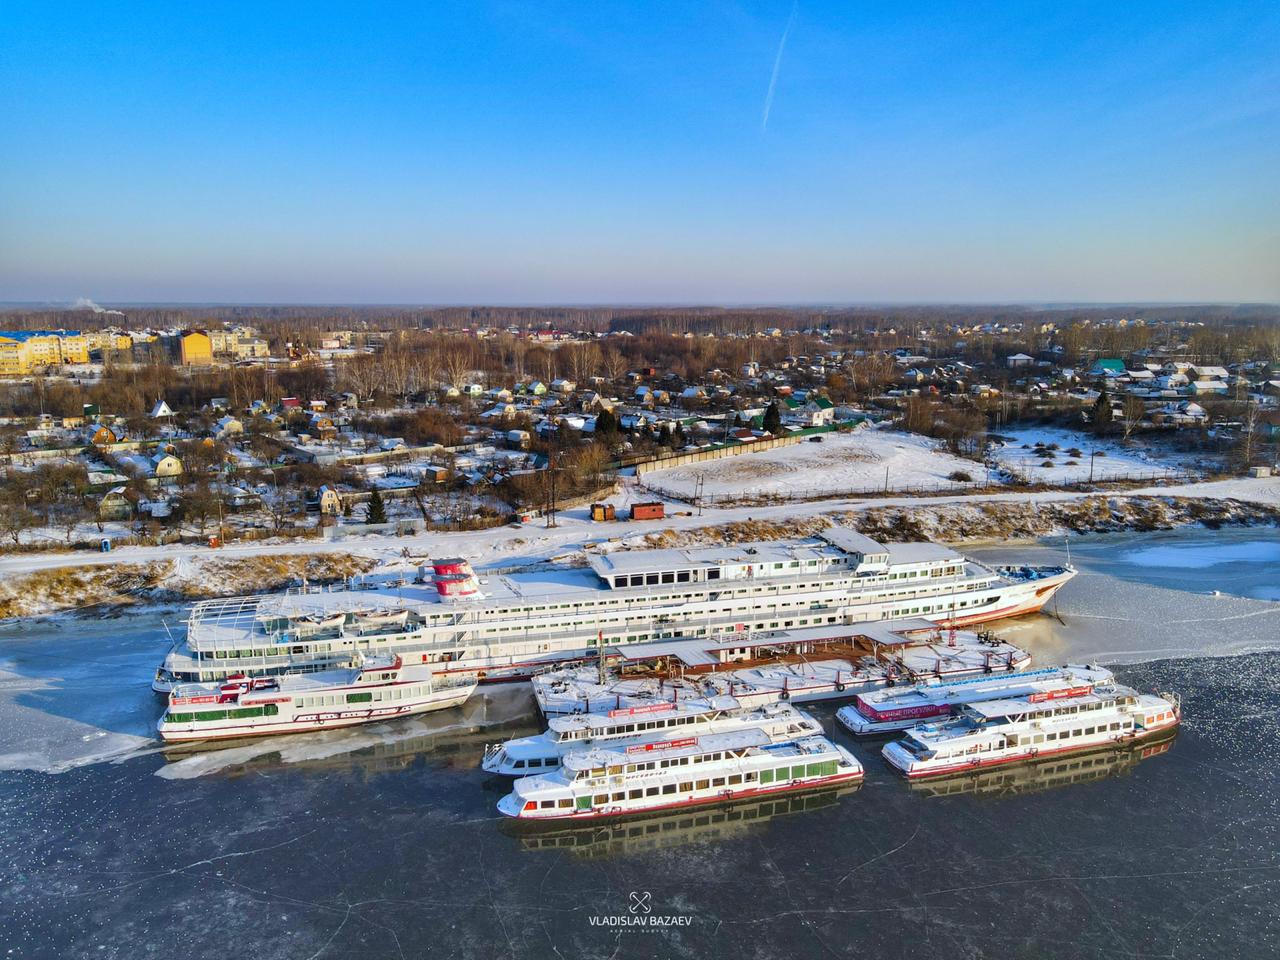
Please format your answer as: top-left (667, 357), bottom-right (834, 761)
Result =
top-left (253, 569), bottom-right (974, 636)
top-left (244, 576), bottom-right (979, 649)
top-left (890, 597), bottom-right (991, 618)
top-left (294, 685), bottom-right (428, 708)
top-left (559, 715), bottom-right (700, 741)
top-left (938, 722), bottom-right (1131, 757)
top-left (539, 761), bottom-right (841, 808)
top-left (483, 614), bottom-right (844, 639)
top-left (165, 704), bottom-right (281, 723)
top-left (581, 749), bottom-right (753, 779)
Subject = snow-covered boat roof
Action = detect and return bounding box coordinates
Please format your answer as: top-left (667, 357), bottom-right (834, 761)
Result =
top-left (563, 726), bottom-right (774, 769)
top-left (856, 665), bottom-right (1113, 709)
top-left (547, 695), bottom-right (742, 733)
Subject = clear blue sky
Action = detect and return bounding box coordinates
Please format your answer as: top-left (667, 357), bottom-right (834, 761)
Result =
top-left (2, 1), bottom-right (1277, 304)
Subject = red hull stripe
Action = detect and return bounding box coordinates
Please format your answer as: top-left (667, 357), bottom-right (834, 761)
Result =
top-left (160, 699), bottom-right (465, 742)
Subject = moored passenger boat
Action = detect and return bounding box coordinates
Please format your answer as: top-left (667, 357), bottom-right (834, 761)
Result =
top-left (155, 528), bottom-right (1072, 692)
top-left (836, 664), bottom-right (1113, 735)
top-left (157, 654), bottom-right (477, 742)
top-left (497, 729), bottom-right (863, 821)
top-left (882, 681), bottom-right (1181, 779)
top-left (481, 698), bottom-right (822, 775)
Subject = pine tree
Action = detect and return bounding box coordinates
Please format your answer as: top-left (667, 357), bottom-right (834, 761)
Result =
top-left (366, 486), bottom-right (388, 525)
top-left (595, 406), bottom-right (617, 437)
top-left (763, 401), bottom-right (783, 435)
top-left (1092, 385), bottom-right (1113, 435)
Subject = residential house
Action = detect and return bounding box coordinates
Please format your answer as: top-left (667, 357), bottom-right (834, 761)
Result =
top-left (98, 486), bottom-right (135, 520)
top-left (214, 415), bottom-right (244, 438)
top-left (151, 451), bottom-right (184, 480)
top-left (316, 485), bottom-right (342, 516)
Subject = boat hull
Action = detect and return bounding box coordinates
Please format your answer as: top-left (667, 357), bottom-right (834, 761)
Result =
top-left (498, 769), bottom-right (865, 823)
top-left (885, 714), bottom-right (1181, 779)
top-left (157, 686), bottom-right (474, 743)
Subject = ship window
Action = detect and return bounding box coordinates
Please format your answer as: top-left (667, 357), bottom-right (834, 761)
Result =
top-left (680, 782), bottom-right (692, 792)
top-left (646, 787), bottom-right (659, 796)
top-left (594, 794), bottom-right (607, 805)
top-left (628, 789), bottom-right (642, 800)
top-left (677, 571), bottom-right (690, 583)
top-left (629, 576), bottom-right (643, 586)
top-left (728, 774), bottom-right (742, 785)
top-left (347, 692), bottom-right (373, 703)
top-left (707, 569), bottom-right (720, 580)
top-left (612, 792), bottom-right (625, 802)
top-left (662, 784), bottom-right (677, 795)
top-left (695, 780), bottom-right (709, 791)
top-left (711, 778), bottom-right (725, 787)
top-left (540, 800), bottom-right (554, 809)
top-left (661, 572), bottom-right (674, 584)
top-left (558, 799), bottom-right (572, 808)
top-left (164, 712), bottom-right (194, 724)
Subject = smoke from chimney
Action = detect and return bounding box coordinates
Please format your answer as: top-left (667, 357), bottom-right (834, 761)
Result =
top-left (71, 297), bottom-right (125, 316)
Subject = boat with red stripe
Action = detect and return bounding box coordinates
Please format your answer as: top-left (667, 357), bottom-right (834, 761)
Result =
top-left (882, 680), bottom-right (1181, 778)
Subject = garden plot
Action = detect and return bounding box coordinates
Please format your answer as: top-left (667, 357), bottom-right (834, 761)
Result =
top-left (990, 428), bottom-right (1201, 484)
top-left (644, 428), bottom-right (983, 501)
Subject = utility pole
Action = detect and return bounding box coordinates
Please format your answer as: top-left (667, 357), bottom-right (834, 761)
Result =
top-left (544, 446), bottom-right (559, 528)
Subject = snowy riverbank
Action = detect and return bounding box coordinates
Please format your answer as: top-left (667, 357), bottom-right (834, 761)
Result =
top-left (1, 488), bottom-right (1277, 620)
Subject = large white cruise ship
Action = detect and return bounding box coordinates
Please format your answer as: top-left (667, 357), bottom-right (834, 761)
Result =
top-left (153, 527), bottom-right (1073, 692)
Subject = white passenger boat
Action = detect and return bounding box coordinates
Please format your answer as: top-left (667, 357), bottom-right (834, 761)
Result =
top-left (882, 681), bottom-right (1181, 778)
top-left (156, 654), bottom-right (477, 742)
top-left (481, 699), bottom-right (822, 775)
top-left (836, 664), bottom-right (1113, 735)
top-left (154, 528), bottom-right (1073, 691)
top-left (497, 729), bottom-right (863, 821)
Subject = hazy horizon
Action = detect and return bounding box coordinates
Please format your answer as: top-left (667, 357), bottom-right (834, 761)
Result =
top-left (3, 1), bottom-right (1278, 304)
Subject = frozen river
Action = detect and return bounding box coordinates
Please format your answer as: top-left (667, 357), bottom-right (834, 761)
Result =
top-left (0, 525), bottom-right (1278, 958)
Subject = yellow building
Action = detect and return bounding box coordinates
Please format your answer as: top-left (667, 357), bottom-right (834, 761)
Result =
top-left (0, 330), bottom-right (90, 375)
top-left (178, 330), bottom-right (213, 366)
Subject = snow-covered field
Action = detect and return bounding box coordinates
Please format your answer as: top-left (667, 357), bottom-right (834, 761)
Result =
top-left (990, 427), bottom-right (1201, 484)
top-left (643, 427), bottom-right (984, 501)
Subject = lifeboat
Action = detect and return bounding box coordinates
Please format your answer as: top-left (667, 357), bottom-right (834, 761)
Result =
top-left (353, 609), bottom-right (409, 630)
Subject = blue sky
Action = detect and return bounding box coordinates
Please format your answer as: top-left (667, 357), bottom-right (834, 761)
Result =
top-left (2, 1), bottom-right (1277, 304)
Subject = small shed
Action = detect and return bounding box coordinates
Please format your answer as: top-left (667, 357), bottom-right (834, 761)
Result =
top-left (630, 501), bottom-right (664, 521)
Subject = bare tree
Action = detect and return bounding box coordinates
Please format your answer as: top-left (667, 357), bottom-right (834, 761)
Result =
top-left (1120, 395), bottom-right (1146, 442)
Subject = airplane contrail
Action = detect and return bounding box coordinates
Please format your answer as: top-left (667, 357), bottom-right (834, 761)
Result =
top-left (761, 1), bottom-right (799, 132)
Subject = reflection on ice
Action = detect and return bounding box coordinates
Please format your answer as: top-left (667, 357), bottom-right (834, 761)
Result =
top-left (505, 784), bottom-right (860, 858)
top-left (157, 688), bottom-right (541, 780)
top-left (908, 730), bottom-right (1178, 799)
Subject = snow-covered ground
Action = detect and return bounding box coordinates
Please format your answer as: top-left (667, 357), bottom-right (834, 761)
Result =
top-left (1, 474), bottom-right (1277, 583)
top-left (643, 427), bottom-right (984, 501)
top-left (990, 427), bottom-right (1202, 484)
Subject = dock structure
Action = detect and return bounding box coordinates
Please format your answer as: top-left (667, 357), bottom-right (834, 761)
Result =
top-left (533, 621), bottom-right (1030, 715)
